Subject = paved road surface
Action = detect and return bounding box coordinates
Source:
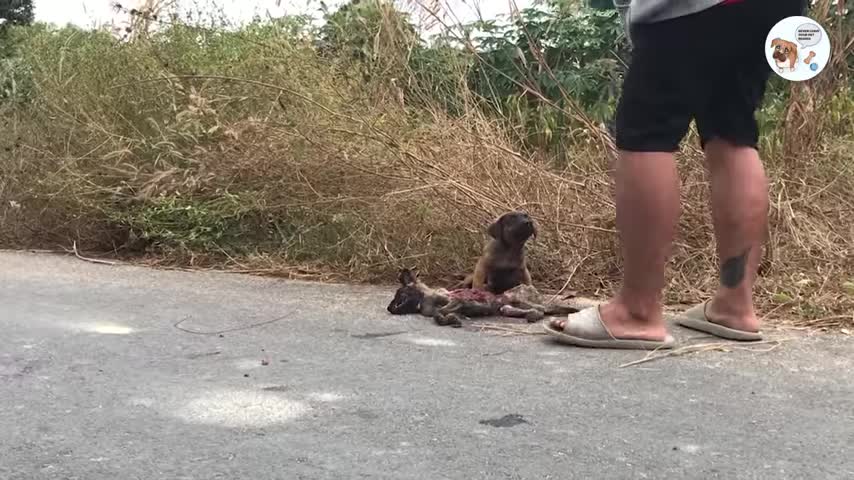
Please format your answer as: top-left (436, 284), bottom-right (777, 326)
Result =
top-left (1, 251), bottom-right (852, 479)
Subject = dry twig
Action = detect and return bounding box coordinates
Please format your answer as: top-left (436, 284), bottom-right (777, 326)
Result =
top-left (69, 241), bottom-right (118, 266)
top-left (619, 339), bottom-right (793, 368)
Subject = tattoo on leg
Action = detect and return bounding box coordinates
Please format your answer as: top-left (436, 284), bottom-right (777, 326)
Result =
top-left (720, 248), bottom-right (750, 288)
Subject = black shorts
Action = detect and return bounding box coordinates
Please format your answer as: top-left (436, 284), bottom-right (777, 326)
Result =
top-left (615, 0), bottom-right (806, 152)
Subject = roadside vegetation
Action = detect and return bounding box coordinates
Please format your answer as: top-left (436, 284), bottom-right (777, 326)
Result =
top-left (1, 0), bottom-right (852, 328)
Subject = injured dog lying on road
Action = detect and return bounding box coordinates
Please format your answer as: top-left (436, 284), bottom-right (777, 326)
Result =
top-left (386, 268), bottom-right (583, 328)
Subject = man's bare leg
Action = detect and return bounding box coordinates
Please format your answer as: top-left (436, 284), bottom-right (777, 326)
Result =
top-left (549, 151), bottom-right (679, 341)
top-left (702, 139), bottom-right (768, 333)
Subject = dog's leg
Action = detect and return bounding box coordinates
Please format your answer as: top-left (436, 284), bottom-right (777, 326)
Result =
top-left (435, 300), bottom-right (465, 327)
top-left (434, 300), bottom-right (466, 327)
top-left (456, 302), bottom-right (499, 318)
top-left (542, 302), bottom-right (581, 316)
top-left (434, 312), bottom-right (465, 328)
top-left (500, 287), bottom-right (548, 322)
top-left (499, 305), bottom-right (545, 322)
top-left (453, 274), bottom-right (474, 290)
top-left (471, 257), bottom-right (489, 290)
top-left (521, 267), bottom-right (533, 285)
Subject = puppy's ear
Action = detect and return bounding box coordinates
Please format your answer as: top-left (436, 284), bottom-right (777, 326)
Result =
top-left (398, 268), bottom-right (416, 286)
top-left (487, 215), bottom-right (505, 239)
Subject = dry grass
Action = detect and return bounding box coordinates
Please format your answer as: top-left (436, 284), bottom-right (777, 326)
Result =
top-left (0, 2), bottom-right (852, 330)
top-left (474, 322), bottom-right (548, 337)
top-left (616, 339), bottom-right (792, 368)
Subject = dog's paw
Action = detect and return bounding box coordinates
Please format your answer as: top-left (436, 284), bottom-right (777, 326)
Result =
top-left (434, 312), bottom-right (465, 328)
top-left (498, 305), bottom-right (516, 316)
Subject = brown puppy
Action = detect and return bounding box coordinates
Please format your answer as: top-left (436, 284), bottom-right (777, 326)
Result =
top-left (457, 211), bottom-right (536, 294)
top-left (771, 38), bottom-right (798, 72)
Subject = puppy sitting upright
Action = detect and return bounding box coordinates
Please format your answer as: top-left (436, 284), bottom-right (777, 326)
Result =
top-left (458, 211), bottom-right (536, 294)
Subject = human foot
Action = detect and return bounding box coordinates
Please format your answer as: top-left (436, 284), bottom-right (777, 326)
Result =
top-left (547, 300), bottom-right (670, 342)
top-left (706, 297), bottom-right (761, 333)
top-left (544, 301), bottom-right (675, 350)
top-left (675, 300), bottom-right (762, 341)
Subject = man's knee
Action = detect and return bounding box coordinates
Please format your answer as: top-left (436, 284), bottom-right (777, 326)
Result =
top-left (704, 138), bottom-right (764, 170)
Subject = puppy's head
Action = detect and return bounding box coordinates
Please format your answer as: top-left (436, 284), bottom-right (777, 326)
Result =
top-left (487, 211), bottom-right (536, 246)
top-left (771, 38), bottom-right (797, 62)
top-left (387, 268), bottom-right (424, 315)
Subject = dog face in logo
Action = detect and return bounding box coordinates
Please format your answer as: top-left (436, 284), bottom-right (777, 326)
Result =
top-left (771, 38), bottom-right (798, 72)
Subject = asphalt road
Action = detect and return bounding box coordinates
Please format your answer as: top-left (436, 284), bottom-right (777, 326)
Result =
top-left (1, 251), bottom-right (852, 479)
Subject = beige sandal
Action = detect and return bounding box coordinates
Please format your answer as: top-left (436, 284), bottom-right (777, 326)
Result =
top-left (543, 307), bottom-right (675, 350)
top-left (675, 301), bottom-right (763, 341)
